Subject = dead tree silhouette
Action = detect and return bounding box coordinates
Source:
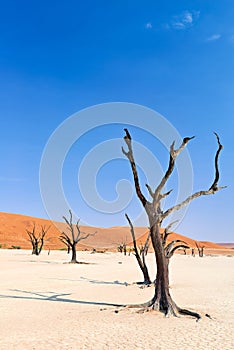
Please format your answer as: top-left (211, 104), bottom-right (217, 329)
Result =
top-left (60, 210), bottom-right (96, 263)
top-left (27, 223), bottom-right (50, 255)
top-left (122, 129), bottom-right (225, 319)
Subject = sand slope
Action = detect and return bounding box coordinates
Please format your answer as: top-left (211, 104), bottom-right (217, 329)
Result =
top-left (0, 212), bottom-right (231, 255)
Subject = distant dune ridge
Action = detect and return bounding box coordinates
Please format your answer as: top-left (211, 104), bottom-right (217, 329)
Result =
top-left (0, 212), bottom-right (232, 254)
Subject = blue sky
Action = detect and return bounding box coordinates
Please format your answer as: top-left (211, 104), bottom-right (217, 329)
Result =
top-left (0, 1), bottom-right (233, 242)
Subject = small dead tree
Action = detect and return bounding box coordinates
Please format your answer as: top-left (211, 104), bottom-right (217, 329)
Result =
top-left (27, 223), bottom-right (50, 255)
top-left (117, 244), bottom-right (124, 253)
top-left (122, 129), bottom-right (225, 319)
top-left (60, 210), bottom-right (96, 263)
top-left (125, 214), bottom-right (151, 285)
top-left (195, 241), bottom-right (205, 257)
top-left (117, 237), bottom-right (128, 254)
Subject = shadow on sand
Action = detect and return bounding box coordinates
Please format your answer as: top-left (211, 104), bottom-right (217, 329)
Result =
top-left (80, 277), bottom-right (129, 286)
top-left (0, 289), bottom-right (124, 308)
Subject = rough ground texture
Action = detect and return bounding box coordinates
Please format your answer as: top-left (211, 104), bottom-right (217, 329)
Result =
top-left (0, 250), bottom-right (233, 349)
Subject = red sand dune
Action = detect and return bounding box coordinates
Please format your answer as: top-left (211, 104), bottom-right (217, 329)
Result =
top-left (0, 212), bottom-right (232, 255)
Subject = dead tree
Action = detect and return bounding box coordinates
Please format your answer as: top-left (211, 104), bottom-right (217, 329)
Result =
top-left (195, 241), bottom-right (205, 257)
top-left (27, 223), bottom-right (50, 255)
top-left (122, 129), bottom-right (225, 319)
top-left (117, 238), bottom-right (128, 254)
top-left (60, 210), bottom-right (96, 263)
top-left (125, 214), bottom-right (151, 285)
top-left (117, 244), bottom-right (124, 253)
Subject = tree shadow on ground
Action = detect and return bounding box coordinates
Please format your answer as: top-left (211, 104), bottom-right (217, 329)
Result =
top-left (80, 277), bottom-right (129, 286)
top-left (0, 289), bottom-right (123, 307)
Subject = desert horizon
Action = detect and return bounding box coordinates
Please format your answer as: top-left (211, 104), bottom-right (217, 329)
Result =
top-left (0, 212), bottom-right (233, 256)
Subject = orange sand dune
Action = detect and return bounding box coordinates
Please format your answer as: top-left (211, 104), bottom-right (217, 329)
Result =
top-left (0, 212), bottom-right (231, 254)
top-left (0, 212), bottom-right (146, 250)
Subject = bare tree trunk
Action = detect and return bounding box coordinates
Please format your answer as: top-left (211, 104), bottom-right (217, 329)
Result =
top-left (34, 241), bottom-right (39, 256)
top-left (71, 243), bottom-right (77, 263)
top-left (122, 128), bottom-right (224, 319)
top-left (148, 224), bottom-right (176, 314)
top-left (31, 242), bottom-right (36, 255)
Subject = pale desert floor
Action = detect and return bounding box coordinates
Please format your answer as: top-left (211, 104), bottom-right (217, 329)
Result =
top-left (0, 250), bottom-right (233, 350)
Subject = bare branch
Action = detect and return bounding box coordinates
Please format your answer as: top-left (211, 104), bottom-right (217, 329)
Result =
top-left (209, 132), bottom-right (223, 191)
top-left (74, 219), bottom-right (81, 243)
top-left (165, 239), bottom-right (187, 257)
top-left (145, 184), bottom-right (154, 198)
top-left (41, 225), bottom-right (51, 238)
top-left (78, 231), bottom-right (97, 242)
top-left (143, 230), bottom-right (151, 254)
top-left (163, 190), bottom-right (207, 219)
top-left (125, 214), bottom-right (138, 253)
top-left (26, 222), bottom-right (37, 240)
top-left (159, 189), bottom-right (173, 200)
top-left (60, 232), bottom-right (72, 245)
top-left (162, 133), bottom-right (225, 220)
top-left (166, 220), bottom-right (178, 231)
top-left (153, 137), bottom-right (195, 204)
top-left (169, 244), bottom-right (190, 258)
top-left (161, 220), bottom-right (178, 247)
top-left (62, 216), bottom-right (71, 229)
top-left (122, 129), bottom-right (147, 207)
top-left (63, 210), bottom-right (76, 241)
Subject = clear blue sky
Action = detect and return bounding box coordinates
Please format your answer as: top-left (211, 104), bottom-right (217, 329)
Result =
top-left (0, 1), bottom-right (233, 242)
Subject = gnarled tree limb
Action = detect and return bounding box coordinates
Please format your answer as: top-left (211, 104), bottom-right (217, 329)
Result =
top-left (122, 129), bottom-right (148, 207)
